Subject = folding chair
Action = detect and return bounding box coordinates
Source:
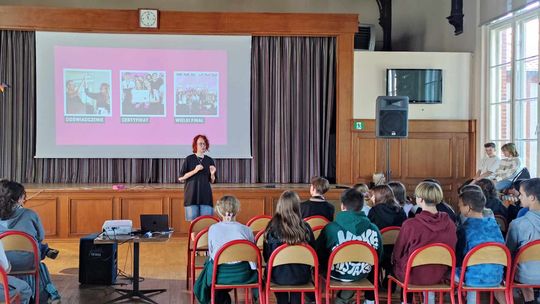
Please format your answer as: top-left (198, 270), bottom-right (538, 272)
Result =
top-left (457, 242), bottom-right (511, 304)
top-left (380, 226), bottom-right (400, 290)
top-left (0, 231), bottom-right (39, 304)
top-left (387, 243), bottom-right (456, 304)
top-left (304, 216), bottom-right (330, 230)
top-left (380, 226), bottom-right (401, 246)
top-left (509, 240), bottom-right (540, 304)
top-left (266, 243), bottom-right (321, 304)
top-left (0, 265), bottom-right (20, 304)
top-left (323, 240), bottom-right (379, 304)
top-left (190, 228), bottom-right (210, 303)
top-left (211, 240), bottom-right (264, 304)
top-left (186, 215), bottom-right (219, 289)
top-left (246, 215), bottom-right (272, 235)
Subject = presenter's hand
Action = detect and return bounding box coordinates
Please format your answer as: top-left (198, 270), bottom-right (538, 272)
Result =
top-left (178, 176), bottom-right (186, 183)
top-left (209, 165), bottom-right (217, 175)
top-left (195, 164), bottom-right (204, 172)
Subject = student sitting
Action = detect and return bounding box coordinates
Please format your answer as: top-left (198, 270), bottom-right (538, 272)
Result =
top-left (367, 185), bottom-right (407, 230)
top-left (388, 181), bottom-right (414, 217)
top-left (474, 178), bottom-right (508, 219)
top-left (411, 179), bottom-right (458, 224)
top-left (392, 181), bottom-right (457, 287)
top-left (473, 142), bottom-right (501, 182)
top-left (0, 240), bottom-right (32, 304)
top-left (352, 183), bottom-right (372, 216)
top-left (194, 196), bottom-right (258, 304)
top-left (316, 189), bottom-right (382, 304)
top-left (495, 178), bottom-right (540, 304)
top-left (264, 191), bottom-right (316, 304)
top-left (0, 180), bottom-right (60, 304)
top-left (458, 185), bottom-right (495, 224)
top-left (300, 177), bottom-right (335, 221)
top-left (493, 143), bottom-right (521, 191)
top-left (456, 187), bottom-right (504, 304)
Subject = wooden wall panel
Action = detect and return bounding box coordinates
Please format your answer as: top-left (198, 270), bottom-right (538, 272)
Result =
top-left (24, 198), bottom-right (58, 236)
top-left (405, 138), bottom-right (452, 178)
top-left (120, 197), bottom-right (165, 228)
top-left (69, 198), bottom-right (113, 236)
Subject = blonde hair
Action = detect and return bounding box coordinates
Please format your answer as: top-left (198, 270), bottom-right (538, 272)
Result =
top-left (265, 190), bottom-right (310, 245)
top-left (501, 143), bottom-right (519, 157)
top-left (415, 181), bottom-right (443, 206)
top-left (215, 195), bottom-right (240, 219)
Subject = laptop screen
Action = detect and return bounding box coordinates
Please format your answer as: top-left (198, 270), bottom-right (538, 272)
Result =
top-left (140, 214), bottom-right (170, 232)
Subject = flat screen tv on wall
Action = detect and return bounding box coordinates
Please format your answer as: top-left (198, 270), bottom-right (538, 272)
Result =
top-left (386, 69), bottom-right (443, 103)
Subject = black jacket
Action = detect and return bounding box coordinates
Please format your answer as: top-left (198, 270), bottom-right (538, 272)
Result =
top-left (368, 203), bottom-right (407, 230)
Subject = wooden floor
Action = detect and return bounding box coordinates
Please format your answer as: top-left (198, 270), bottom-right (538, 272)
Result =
top-left (46, 239), bottom-right (523, 304)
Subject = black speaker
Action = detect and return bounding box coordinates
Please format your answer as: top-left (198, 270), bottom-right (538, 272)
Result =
top-left (79, 233), bottom-right (117, 285)
top-left (376, 96), bottom-right (409, 138)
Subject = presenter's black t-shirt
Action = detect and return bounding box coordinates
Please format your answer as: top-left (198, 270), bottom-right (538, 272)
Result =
top-left (180, 154), bottom-right (215, 206)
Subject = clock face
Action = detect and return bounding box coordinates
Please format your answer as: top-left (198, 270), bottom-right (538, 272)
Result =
top-left (139, 9), bottom-right (158, 28)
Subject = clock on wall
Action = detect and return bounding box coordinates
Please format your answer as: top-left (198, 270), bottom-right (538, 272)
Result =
top-left (139, 9), bottom-right (159, 29)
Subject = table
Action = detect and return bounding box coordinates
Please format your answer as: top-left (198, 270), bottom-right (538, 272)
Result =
top-left (94, 232), bottom-right (172, 304)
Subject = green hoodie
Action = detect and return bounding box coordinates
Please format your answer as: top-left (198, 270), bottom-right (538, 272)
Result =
top-left (316, 210), bottom-right (383, 282)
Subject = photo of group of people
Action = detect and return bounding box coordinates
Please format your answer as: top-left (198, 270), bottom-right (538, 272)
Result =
top-left (64, 69), bottom-right (112, 116)
top-left (64, 69), bottom-right (220, 119)
top-left (174, 72), bottom-right (219, 117)
top-left (120, 71), bottom-right (166, 116)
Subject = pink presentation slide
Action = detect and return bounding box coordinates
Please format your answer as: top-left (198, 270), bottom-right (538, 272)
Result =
top-left (55, 46), bottom-right (228, 146)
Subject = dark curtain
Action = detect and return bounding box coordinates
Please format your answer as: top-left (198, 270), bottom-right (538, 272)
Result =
top-left (0, 32), bottom-right (335, 184)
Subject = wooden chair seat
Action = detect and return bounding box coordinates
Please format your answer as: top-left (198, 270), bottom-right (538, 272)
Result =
top-left (461, 285), bottom-right (506, 291)
top-left (407, 283), bottom-right (453, 291)
top-left (329, 278), bottom-right (373, 289)
top-left (270, 282), bottom-right (315, 291)
top-left (216, 282), bottom-right (260, 289)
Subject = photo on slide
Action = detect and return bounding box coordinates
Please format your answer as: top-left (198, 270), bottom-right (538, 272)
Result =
top-left (120, 71), bottom-right (166, 117)
top-left (174, 71), bottom-right (219, 117)
top-left (64, 69), bottom-right (112, 117)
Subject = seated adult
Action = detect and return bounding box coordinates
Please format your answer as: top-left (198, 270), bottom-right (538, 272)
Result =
top-left (0, 240), bottom-right (32, 304)
top-left (194, 195), bottom-right (258, 304)
top-left (0, 180), bottom-right (60, 303)
top-left (495, 178), bottom-right (540, 304)
top-left (316, 189), bottom-right (382, 304)
top-left (474, 178), bottom-right (508, 218)
top-left (493, 143), bottom-right (521, 191)
top-left (263, 191), bottom-right (315, 304)
top-left (300, 176), bottom-right (334, 221)
top-left (473, 142), bottom-right (500, 182)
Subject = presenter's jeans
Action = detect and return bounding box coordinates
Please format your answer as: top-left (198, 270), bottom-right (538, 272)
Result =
top-left (495, 179), bottom-right (513, 191)
top-left (185, 205), bottom-right (214, 221)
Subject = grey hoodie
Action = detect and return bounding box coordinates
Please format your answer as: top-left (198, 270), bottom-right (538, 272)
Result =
top-left (506, 210), bottom-right (540, 283)
top-left (0, 207), bottom-right (44, 243)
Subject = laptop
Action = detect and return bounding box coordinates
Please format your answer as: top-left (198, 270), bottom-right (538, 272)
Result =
top-left (140, 214), bottom-right (171, 233)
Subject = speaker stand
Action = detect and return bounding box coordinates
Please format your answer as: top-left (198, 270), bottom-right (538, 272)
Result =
top-left (385, 138), bottom-right (391, 182)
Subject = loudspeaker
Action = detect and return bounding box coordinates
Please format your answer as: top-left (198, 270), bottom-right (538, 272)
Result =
top-left (79, 233), bottom-right (117, 285)
top-left (376, 96), bottom-right (409, 138)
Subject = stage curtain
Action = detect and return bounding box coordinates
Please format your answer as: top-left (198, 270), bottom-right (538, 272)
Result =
top-left (0, 32), bottom-right (335, 184)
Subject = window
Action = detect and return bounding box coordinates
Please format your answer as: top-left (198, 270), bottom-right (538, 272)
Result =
top-left (488, 5), bottom-right (539, 176)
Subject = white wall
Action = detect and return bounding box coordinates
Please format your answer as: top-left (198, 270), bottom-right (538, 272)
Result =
top-left (354, 51), bottom-right (472, 120)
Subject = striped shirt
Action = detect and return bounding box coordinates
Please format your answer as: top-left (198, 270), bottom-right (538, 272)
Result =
top-left (495, 157), bottom-right (521, 181)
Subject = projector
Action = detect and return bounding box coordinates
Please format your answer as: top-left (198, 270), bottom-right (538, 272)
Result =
top-left (102, 220), bottom-right (133, 235)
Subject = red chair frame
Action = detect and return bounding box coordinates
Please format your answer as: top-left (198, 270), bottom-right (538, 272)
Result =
top-left (304, 216), bottom-right (330, 229)
top-left (265, 243), bottom-right (321, 304)
top-left (246, 215), bottom-right (272, 234)
top-left (186, 215), bottom-right (219, 289)
top-left (387, 243), bottom-right (456, 304)
top-left (457, 242), bottom-right (511, 304)
top-left (0, 231), bottom-right (39, 304)
top-left (0, 265), bottom-right (20, 304)
top-left (509, 240), bottom-right (540, 304)
top-left (211, 240), bottom-right (264, 304)
top-left (190, 227), bottom-right (210, 303)
top-left (311, 225), bottom-right (325, 240)
top-left (324, 240), bottom-right (379, 304)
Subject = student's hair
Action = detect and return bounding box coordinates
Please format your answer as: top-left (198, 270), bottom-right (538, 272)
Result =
top-left (415, 181), bottom-right (443, 206)
top-left (484, 142), bottom-right (496, 149)
top-left (459, 187), bottom-right (486, 213)
top-left (310, 177), bottom-right (330, 195)
top-left (352, 183), bottom-right (369, 194)
top-left (501, 143), bottom-right (519, 157)
top-left (341, 188), bottom-right (364, 212)
top-left (0, 180), bottom-right (25, 220)
top-left (459, 184), bottom-right (483, 194)
top-left (388, 181), bottom-right (407, 206)
top-left (371, 185), bottom-right (400, 210)
top-left (215, 195), bottom-right (240, 219)
top-left (192, 134), bottom-right (210, 153)
top-left (265, 191), bottom-right (310, 244)
top-left (520, 178), bottom-right (540, 202)
top-left (423, 178), bottom-right (441, 185)
top-left (474, 178), bottom-right (498, 200)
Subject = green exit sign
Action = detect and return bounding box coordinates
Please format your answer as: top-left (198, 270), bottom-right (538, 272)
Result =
top-left (353, 121), bottom-right (364, 130)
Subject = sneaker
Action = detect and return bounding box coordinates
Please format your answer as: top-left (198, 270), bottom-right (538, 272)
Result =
top-left (46, 248), bottom-right (59, 259)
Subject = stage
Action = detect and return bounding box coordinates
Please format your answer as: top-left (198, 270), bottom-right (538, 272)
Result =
top-left (24, 183), bottom-right (345, 239)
